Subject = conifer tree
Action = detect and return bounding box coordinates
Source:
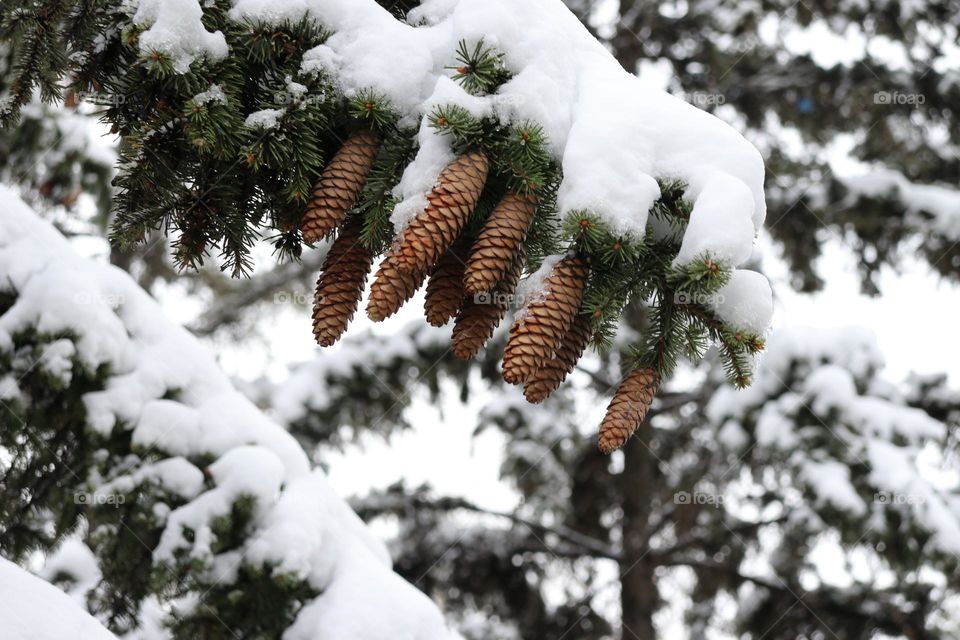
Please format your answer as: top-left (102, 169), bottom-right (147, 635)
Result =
top-left (0, 194), bottom-right (453, 639)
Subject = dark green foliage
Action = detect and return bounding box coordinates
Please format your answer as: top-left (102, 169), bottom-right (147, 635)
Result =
top-left (0, 326), bottom-right (104, 560)
top-left (0, 2), bottom-right (770, 387)
top-left (569, 0), bottom-right (960, 293)
top-left (447, 39), bottom-right (510, 96)
top-left (0, 287), bottom-right (321, 637)
top-left (165, 564), bottom-right (318, 640)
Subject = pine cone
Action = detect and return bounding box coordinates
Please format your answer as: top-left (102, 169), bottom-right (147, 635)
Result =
top-left (301, 130), bottom-right (381, 243)
top-left (424, 240), bottom-right (470, 327)
top-left (312, 216), bottom-right (374, 346)
top-left (523, 313), bottom-right (593, 403)
top-left (597, 367), bottom-right (660, 454)
top-left (391, 149), bottom-right (488, 275)
top-left (501, 254), bottom-right (588, 385)
top-left (463, 191), bottom-right (537, 295)
top-left (451, 249), bottom-right (524, 360)
top-left (367, 247), bottom-right (428, 322)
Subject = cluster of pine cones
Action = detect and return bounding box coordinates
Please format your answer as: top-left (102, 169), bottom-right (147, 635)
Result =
top-left (301, 131), bottom-right (658, 453)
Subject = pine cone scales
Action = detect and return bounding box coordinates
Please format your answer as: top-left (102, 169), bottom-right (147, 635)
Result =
top-left (301, 130), bottom-right (381, 243)
top-left (424, 241), bottom-right (469, 327)
top-left (391, 149), bottom-right (489, 275)
top-left (598, 367), bottom-right (660, 454)
top-left (452, 249), bottom-right (524, 360)
top-left (312, 217), bottom-right (374, 346)
top-left (501, 254), bottom-right (588, 385)
top-left (367, 248), bottom-right (428, 322)
top-left (463, 191), bottom-right (537, 294)
top-left (523, 314), bottom-right (593, 403)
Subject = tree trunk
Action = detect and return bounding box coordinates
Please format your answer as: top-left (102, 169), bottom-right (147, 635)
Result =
top-left (619, 415), bottom-right (658, 640)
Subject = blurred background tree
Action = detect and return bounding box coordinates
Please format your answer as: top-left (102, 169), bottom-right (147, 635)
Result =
top-left (1, 1), bottom-right (958, 639)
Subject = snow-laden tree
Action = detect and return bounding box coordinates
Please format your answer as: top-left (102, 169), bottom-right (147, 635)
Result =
top-left (565, 0), bottom-right (960, 293)
top-left (268, 320), bottom-right (960, 639)
top-left (0, 189), bottom-right (455, 639)
top-left (1, 1), bottom-right (958, 639)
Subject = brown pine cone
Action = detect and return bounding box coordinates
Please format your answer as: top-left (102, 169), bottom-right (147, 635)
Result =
top-left (366, 246), bottom-right (428, 322)
top-left (424, 240), bottom-right (470, 327)
top-left (523, 313), bottom-right (593, 403)
top-left (597, 367), bottom-right (660, 454)
top-left (312, 216), bottom-right (374, 346)
top-left (463, 191), bottom-right (537, 295)
top-left (301, 130), bottom-right (381, 243)
top-left (451, 249), bottom-right (524, 360)
top-left (501, 254), bottom-right (589, 385)
top-left (391, 149), bottom-right (488, 276)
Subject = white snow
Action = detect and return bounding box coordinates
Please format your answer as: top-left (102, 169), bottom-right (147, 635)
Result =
top-left (272, 320), bottom-right (452, 424)
top-left (709, 269), bottom-right (774, 335)
top-left (230, 0), bottom-right (766, 270)
top-left (133, 0), bottom-right (229, 74)
top-left (0, 557), bottom-right (116, 640)
top-left (840, 168), bottom-right (960, 240)
top-left (0, 187), bottom-right (456, 640)
top-left (245, 108), bottom-right (285, 129)
top-left (707, 324), bottom-right (960, 556)
top-left (193, 84), bottom-right (228, 106)
top-left (39, 539), bottom-right (102, 607)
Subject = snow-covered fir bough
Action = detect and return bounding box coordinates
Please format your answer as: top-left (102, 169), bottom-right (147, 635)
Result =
top-left (0, 189), bottom-right (455, 639)
top-left (1, 0), bottom-right (773, 453)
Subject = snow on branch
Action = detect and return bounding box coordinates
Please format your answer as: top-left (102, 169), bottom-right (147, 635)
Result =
top-left (708, 326), bottom-right (960, 557)
top-left (0, 187), bottom-right (454, 639)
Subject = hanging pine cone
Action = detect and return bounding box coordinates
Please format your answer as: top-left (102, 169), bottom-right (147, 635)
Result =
top-left (501, 254), bottom-right (588, 385)
top-left (312, 216), bottom-right (374, 346)
top-left (597, 367), bottom-right (660, 454)
top-left (367, 245), bottom-right (428, 322)
top-left (463, 191), bottom-right (537, 295)
top-left (424, 240), bottom-right (470, 327)
top-left (301, 130), bottom-right (381, 243)
top-left (523, 313), bottom-right (593, 403)
top-left (451, 249), bottom-right (524, 360)
top-left (390, 149), bottom-right (488, 276)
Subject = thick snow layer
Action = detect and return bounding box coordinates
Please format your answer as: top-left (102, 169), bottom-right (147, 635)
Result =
top-left (840, 169), bottom-right (960, 240)
top-left (0, 187), bottom-right (455, 640)
top-left (134, 0), bottom-right (229, 73)
top-left (709, 269), bottom-right (774, 335)
top-left (39, 539), bottom-right (102, 607)
top-left (0, 558), bottom-right (116, 640)
top-left (225, 0), bottom-right (765, 251)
